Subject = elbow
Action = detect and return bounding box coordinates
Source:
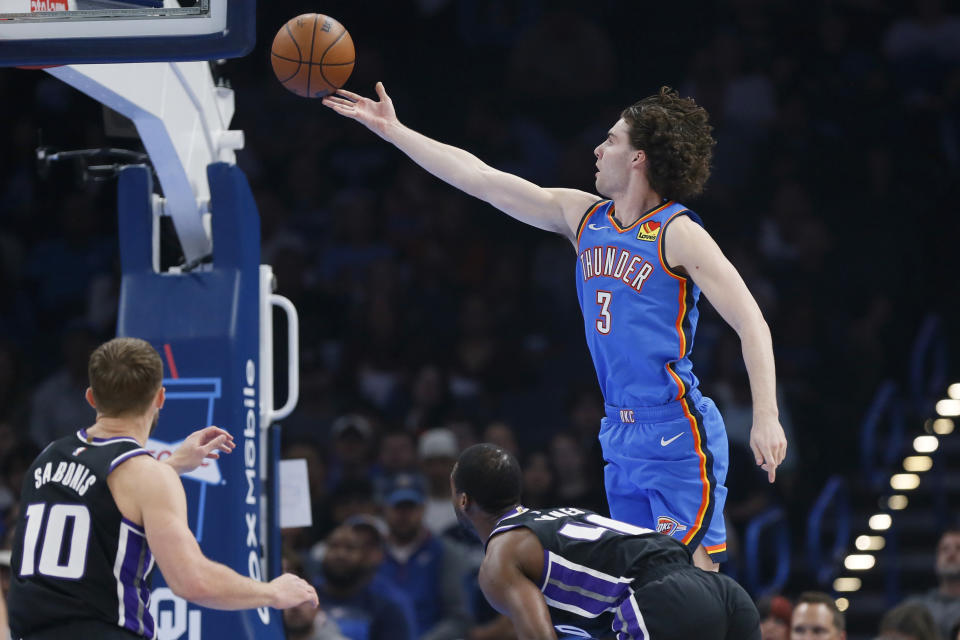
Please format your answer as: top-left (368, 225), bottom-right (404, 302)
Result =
top-left (173, 581), bottom-right (210, 605)
top-left (468, 166), bottom-right (495, 196)
top-left (735, 313), bottom-right (769, 339)
top-left (168, 567), bottom-right (210, 604)
top-left (751, 316), bottom-right (771, 335)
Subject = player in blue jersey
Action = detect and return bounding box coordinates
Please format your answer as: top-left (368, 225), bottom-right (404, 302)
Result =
top-left (323, 83), bottom-right (787, 571)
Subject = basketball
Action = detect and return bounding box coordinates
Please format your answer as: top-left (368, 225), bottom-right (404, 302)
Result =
top-left (271, 14), bottom-right (355, 99)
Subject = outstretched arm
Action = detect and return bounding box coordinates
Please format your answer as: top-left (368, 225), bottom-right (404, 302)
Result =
top-left (163, 426), bottom-right (235, 475)
top-left (322, 83), bottom-right (597, 241)
top-left (664, 216), bottom-right (787, 482)
top-left (112, 457), bottom-right (318, 611)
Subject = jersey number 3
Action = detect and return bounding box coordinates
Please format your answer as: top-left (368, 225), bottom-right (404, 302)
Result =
top-left (595, 290), bottom-right (612, 335)
top-left (20, 503), bottom-right (91, 579)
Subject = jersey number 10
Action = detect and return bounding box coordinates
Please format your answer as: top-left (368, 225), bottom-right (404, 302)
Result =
top-left (20, 503), bottom-right (91, 579)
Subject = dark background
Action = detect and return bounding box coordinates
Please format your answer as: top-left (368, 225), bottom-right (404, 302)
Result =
top-left (0, 0), bottom-right (958, 635)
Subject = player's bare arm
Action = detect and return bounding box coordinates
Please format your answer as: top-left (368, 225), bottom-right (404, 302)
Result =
top-left (322, 82), bottom-right (597, 240)
top-left (109, 455), bottom-right (318, 610)
top-left (663, 215), bottom-right (787, 482)
top-left (480, 528), bottom-right (557, 640)
top-left (163, 425), bottom-right (236, 475)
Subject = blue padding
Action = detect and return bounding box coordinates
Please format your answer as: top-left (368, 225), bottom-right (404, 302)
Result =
top-left (0, 0), bottom-right (254, 66)
top-left (744, 507), bottom-right (791, 597)
top-left (805, 476), bottom-right (851, 586)
top-left (117, 165), bottom-right (153, 274)
top-left (116, 163), bottom-right (283, 639)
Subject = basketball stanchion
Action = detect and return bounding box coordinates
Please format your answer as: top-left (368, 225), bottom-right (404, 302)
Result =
top-left (116, 163), bottom-right (296, 640)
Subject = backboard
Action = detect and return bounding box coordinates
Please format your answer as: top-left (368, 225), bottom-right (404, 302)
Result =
top-left (0, 0), bottom-right (255, 65)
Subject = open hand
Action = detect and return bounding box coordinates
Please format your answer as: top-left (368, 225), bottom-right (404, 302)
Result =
top-left (750, 418), bottom-right (787, 483)
top-left (164, 426), bottom-right (235, 475)
top-left (322, 81), bottom-right (398, 139)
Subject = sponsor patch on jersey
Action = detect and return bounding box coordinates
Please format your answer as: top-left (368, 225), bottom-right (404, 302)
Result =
top-left (656, 516), bottom-right (688, 536)
top-left (72, 446), bottom-right (87, 457)
top-left (637, 220), bottom-right (661, 241)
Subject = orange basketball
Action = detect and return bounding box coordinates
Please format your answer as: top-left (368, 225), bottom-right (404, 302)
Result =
top-left (271, 14), bottom-right (355, 99)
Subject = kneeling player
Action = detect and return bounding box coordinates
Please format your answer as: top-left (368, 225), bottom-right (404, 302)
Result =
top-left (451, 444), bottom-right (759, 640)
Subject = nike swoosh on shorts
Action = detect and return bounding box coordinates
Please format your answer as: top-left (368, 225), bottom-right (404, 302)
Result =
top-left (660, 433), bottom-right (684, 446)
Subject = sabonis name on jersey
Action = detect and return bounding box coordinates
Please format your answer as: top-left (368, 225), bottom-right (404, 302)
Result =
top-left (33, 460), bottom-right (97, 496)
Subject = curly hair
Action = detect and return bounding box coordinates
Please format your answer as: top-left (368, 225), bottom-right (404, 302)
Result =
top-left (620, 86), bottom-right (715, 202)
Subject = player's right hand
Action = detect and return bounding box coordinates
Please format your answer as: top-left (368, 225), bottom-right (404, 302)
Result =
top-left (269, 573), bottom-right (319, 609)
top-left (322, 81), bottom-right (397, 139)
top-left (750, 418), bottom-right (787, 483)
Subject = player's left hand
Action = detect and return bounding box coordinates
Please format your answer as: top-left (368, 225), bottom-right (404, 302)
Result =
top-left (749, 419), bottom-right (787, 483)
top-left (164, 426), bottom-right (235, 475)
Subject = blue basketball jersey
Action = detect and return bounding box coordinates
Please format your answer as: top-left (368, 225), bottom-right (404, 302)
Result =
top-left (575, 199), bottom-right (703, 407)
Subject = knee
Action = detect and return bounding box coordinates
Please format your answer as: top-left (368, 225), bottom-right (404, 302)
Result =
top-left (692, 545), bottom-right (720, 572)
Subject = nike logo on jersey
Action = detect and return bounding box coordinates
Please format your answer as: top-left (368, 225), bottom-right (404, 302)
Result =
top-left (660, 433), bottom-right (684, 446)
top-left (588, 223), bottom-right (610, 231)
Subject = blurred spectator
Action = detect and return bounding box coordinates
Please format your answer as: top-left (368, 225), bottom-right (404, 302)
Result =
top-left (0, 343), bottom-right (27, 428)
top-left (378, 429), bottom-right (418, 476)
top-left (877, 602), bottom-right (940, 640)
top-left (283, 552), bottom-right (349, 640)
top-left (374, 428), bottom-right (419, 499)
top-left (445, 418), bottom-right (479, 454)
top-left (507, 8), bottom-right (616, 99)
top-left (328, 478), bottom-right (379, 528)
top-left (377, 473), bottom-right (471, 640)
top-left (28, 322), bottom-right (97, 447)
top-left (520, 451), bottom-right (556, 510)
top-left (791, 591), bottom-right (846, 640)
top-left (284, 600), bottom-right (347, 640)
top-left (548, 431), bottom-right (604, 512)
top-left (567, 387), bottom-right (604, 445)
top-left (418, 429), bottom-right (461, 536)
top-left (0, 443), bottom-right (40, 539)
top-left (903, 529), bottom-right (960, 639)
top-left (1, 4), bottom-right (958, 637)
top-left (723, 442), bottom-right (775, 561)
top-left (0, 544), bottom-right (9, 640)
top-left (328, 414), bottom-right (377, 488)
top-left (23, 192), bottom-right (115, 325)
top-left (481, 421), bottom-right (519, 458)
top-left (464, 615), bottom-right (516, 640)
top-left (757, 181), bottom-right (833, 272)
top-left (283, 439), bottom-right (336, 544)
top-left (711, 335), bottom-right (797, 475)
top-left (883, 0), bottom-right (960, 99)
top-left (402, 365), bottom-right (449, 432)
top-left (315, 525), bottom-right (415, 640)
top-left (448, 295), bottom-right (500, 401)
top-left (345, 514), bottom-right (417, 636)
top-left (757, 595), bottom-right (793, 640)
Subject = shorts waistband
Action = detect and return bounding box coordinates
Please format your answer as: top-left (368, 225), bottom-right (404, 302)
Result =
top-left (605, 388), bottom-right (703, 423)
top-left (632, 561), bottom-right (696, 588)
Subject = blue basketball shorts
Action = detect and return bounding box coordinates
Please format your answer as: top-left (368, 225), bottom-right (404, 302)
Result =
top-left (599, 388), bottom-right (729, 563)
